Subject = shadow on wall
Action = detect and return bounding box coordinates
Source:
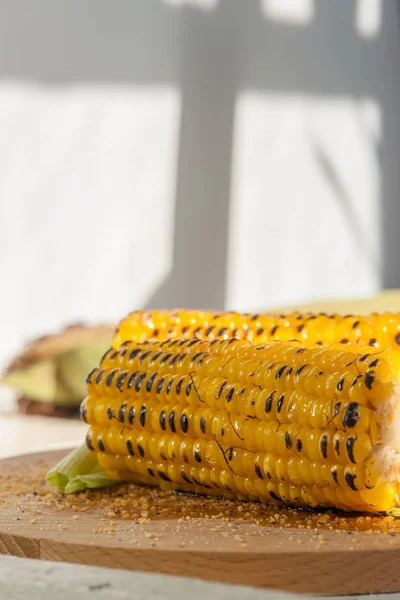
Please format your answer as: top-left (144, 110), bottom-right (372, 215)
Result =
top-left (0, 0), bottom-right (399, 308)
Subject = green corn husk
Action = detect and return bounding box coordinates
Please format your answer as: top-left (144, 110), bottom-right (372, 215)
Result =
top-left (46, 445), bottom-right (119, 494)
top-left (2, 325), bottom-right (114, 408)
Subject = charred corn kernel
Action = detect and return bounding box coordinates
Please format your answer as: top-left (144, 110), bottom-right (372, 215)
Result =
top-left (113, 309), bottom-right (400, 350)
top-left (83, 336), bottom-right (400, 513)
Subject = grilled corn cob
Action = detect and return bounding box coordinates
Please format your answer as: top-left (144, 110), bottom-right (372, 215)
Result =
top-left (113, 310), bottom-right (400, 350)
top-left (81, 337), bottom-right (400, 513)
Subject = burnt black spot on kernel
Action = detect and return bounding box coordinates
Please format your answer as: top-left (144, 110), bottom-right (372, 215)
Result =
top-left (106, 369), bottom-right (118, 387)
top-left (135, 372), bottom-right (147, 393)
top-left (216, 381), bottom-right (227, 399)
top-left (333, 401), bottom-right (341, 417)
top-left (345, 472), bottom-right (358, 491)
top-left (270, 491), bottom-right (281, 502)
top-left (315, 341), bottom-right (323, 346)
top-left (118, 404), bottom-right (127, 423)
top-left (340, 338), bottom-right (349, 344)
top-left (120, 349), bottom-right (128, 358)
top-left (217, 327), bottom-right (228, 336)
top-left (286, 367), bottom-right (293, 376)
top-left (275, 365), bottom-right (287, 380)
top-left (160, 353), bottom-right (173, 366)
top-left (320, 434), bottom-right (328, 458)
top-left (185, 382), bottom-right (192, 397)
top-left (295, 347), bottom-right (306, 354)
top-left (145, 372), bottom-right (157, 393)
top-left (209, 339), bottom-right (219, 346)
top-left (265, 392), bottom-right (274, 413)
top-left (80, 404), bottom-right (87, 422)
top-left (139, 405), bottom-right (146, 427)
top-left (296, 439), bottom-right (302, 452)
top-left (307, 315), bottom-right (317, 321)
top-left (369, 358), bottom-right (379, 368)
top-left (169, 354), bottom-right (181, 367)
top-left (256, 327), bottom-right (264, 336)
top-left (221, 427), bottom-right (225, 437)
top-left (149, 351), bottom-right (163, 365)
top-left (226, 387), bottom-right (235, 402)
top-left (180, 413), bottom-right (189, 433)
top-left (129, 348), bottom-right (141, 361)
top-left (232, 329), bottom-right (239, 338)
top-left (116, 372), bottom-right (128, 391)
top-left (297, 324), bottom-right (305, 333)
top-left (239, 387), bottom-right (246, 396)
top-left (85, 432), bottom-right (93, 450)
top-left (181, 472), bottom-right (191, 483)
top-left (359, 353), bottom-right (369, 362)
top-left (331, 469), bottom-right (338, 484)
top-left (337, 376), bottom-right (345, 391)
top-left (169, 411), bottom-right (176, 432)
top-left (126, 440), bottom-right (134, 456)
top-left (187, 339), bottom-right (199, 348)
top-left (128, 406), bottom-right (135, 425)
top-left (369, 338), bottom-right (378, 347)
top-left (227, 448), bottom-right (234, 461)
top-left (176, 377), bottom-right (184, 395)
top-left (193, 326), bottom-right (202, 337)
top-left (181, 325), bottom-right (190, 335)
top-left (206, 325), bottom-right (215, 336)
top-left (193, 476), bottom-right (210, 488)
top-left (86, 368), bottom-right (97, 385)
top-left (270, 325), bottom-right (278, 335)
top-left (351, 375), bottom-right (362, 387)
top-left (107, 407), bottom-right (113, 420)
top-left (352, 320), bottom-right (360, 329)
top-left (139, 350), bottom-right (152, 364)
top-left (159, 411), bottom-right (166, 431)
top-left (148, 468), bottom-right (154, 477)
top-left (158, 471), bottom-right (172, 482)
top-left (251, 314), bottom-right (260, 321)
top-left (177, 339), bottom-right (187, 347)
top-left (343, 402), bottom-right (359, 429)
top-left (95, 370), bottom-right (104, 385)
top-left (166, 378), bottom-right (174, 395)
top-left (295, 364), bottom-right (307, 377)
top-left (285, 431), bottom-right (292, 449)
top-left (346, 437), bottom-right (356, 463)
top-left (156, 377), bottom-right (165, 394)
top-left (277, 394), bottom-right (284, 413)
top-left (364, 373), bottom-right (374, 390)
top-left (194, 451), bottom-right (202, 463)
top-left (160, 453), bottom-right (168, 461)
top-left (255, 465), bottom-right (263, 479)
top-left (334, 437), bottom-right (340, 456)
top-left (137, 444), bottom-right (145, 457)
top-left (200, 416), bottom-right (206, 434)
top-left (190, 352), bottom-right (202, 364)
top-left (266, 472), bottom-right (272, 480)
top-left (395, 332), bottom-right (400, 345)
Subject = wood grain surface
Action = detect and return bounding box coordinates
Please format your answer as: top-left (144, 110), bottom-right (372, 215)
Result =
top-left (1, 449), bottom-right (400, 595)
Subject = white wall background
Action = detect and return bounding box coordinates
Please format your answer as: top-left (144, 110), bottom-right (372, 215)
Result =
top-left (0, 0), bottom-right (399, 368)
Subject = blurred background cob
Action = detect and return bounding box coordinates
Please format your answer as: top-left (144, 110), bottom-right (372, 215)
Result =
top-left (1, 324), bottom-right (114, 417)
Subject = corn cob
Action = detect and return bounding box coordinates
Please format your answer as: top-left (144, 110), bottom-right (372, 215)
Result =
top-left (81, 337), bottom-right (400, 513)
top-left (113, 309), bottom-right (400, 351)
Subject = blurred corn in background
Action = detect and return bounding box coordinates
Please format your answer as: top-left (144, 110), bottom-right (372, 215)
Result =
top-left (0, 0), bottom-right (400, 423)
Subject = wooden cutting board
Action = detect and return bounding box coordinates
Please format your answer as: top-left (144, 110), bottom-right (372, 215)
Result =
top-left (1, 449), bottom-right (400, 595)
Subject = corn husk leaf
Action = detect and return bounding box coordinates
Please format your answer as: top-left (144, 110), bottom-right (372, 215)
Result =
top-left (46, 445), bottom-right (119, 494)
